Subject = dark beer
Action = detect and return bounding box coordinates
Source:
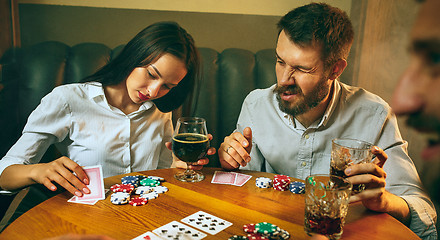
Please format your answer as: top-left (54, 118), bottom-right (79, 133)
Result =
top-left (305, 211), bottom-right (344, 236)
top-left (172, 133), bottom-right (209, 163)
top-left (330, 165), bottom-right (365, 194)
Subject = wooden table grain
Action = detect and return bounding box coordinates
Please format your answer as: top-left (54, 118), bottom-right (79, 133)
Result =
top-left (0, 168), bottom-right (420, 240)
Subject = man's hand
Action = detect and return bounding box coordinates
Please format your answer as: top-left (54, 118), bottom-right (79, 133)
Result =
top-left (345, 146), bottom-right (387, 207)
top-left (29, 156), bottom-right (90, 197)
top-left (166, 134), bottom-right (216, 170)
top-left (219, 127), bottom-right (252, 170)
top-left (345, 146), bottom-right (410, 224)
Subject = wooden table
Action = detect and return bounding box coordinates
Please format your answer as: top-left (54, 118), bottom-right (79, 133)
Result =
top-left (0, 168), bottom-right (420, 239)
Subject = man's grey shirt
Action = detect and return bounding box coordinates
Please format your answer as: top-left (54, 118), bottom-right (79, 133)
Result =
top-left (239, 80), bottom-right (437, 239)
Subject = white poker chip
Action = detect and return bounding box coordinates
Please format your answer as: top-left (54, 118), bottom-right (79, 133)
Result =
top-left (256, 177), bottom-right (272, 188)
top-left (110, 192), bottom-right (130, 205)
top-left (152, 186), bottom-right (168, 194)
top-left (147, 176), bottom-right (165, 182)
top-left (140, 192), bottom-right (159, 200)
top-left (135, 186), bottom-right (153, 194)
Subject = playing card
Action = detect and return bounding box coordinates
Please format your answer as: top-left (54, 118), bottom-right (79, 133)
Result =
top-left (68, 189), bottom-right (109, 205)
top-left (68, 195), bottom-right (99, 205)
top-left (153, 221), bottom-right (207, 240)
top-left (75, 165), bottom-right (105, 201)
top-left (211, 171), bottom-right (236, 185)
top-left (181, 211), bottom-right (233, 235)
top-left (233, 173), bottom-right (252, 187)
top-left (131, 231), bottom-right (164, 240)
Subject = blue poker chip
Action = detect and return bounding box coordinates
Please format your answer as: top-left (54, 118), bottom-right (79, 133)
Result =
top-left (289, 181), bottom-right (305, 194)
top-left (121, 176), bottom-right (139, 185)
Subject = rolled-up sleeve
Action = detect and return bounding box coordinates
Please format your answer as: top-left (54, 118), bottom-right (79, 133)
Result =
top-left (0, 87), bottom-right (70, 177)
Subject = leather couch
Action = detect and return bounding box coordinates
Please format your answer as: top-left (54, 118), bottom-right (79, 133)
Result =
top-left (0, 41), bottom-right (277, 168)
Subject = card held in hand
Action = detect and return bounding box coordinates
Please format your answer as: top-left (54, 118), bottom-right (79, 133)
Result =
top-left (75, 165), bottom-right (105, 201)
top-left (181, 211), bottom-right (233, 235)
top-left (152, 221), bottom-right (207, 240)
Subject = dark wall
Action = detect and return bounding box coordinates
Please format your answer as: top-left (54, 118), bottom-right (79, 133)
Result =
top-left (19, 4), bottom-right (280, 53)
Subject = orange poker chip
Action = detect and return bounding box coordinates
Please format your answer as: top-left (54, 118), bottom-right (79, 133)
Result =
top-left (110, 183), bottom-right (135, 193)
top-left (129, 197), bottom-right (148, 206)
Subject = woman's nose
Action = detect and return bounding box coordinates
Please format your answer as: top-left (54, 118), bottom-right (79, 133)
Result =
top-left (148, 82), bottom-right (161, 98)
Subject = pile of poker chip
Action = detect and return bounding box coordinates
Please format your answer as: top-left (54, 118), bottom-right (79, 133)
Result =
top-left (273, 175), bottom-right (291, 191)
top-left (255, 175), bottom-right (305, 194)
top-left (229, 222), bottom-right (290, 240)
top-left (109, 175), bottom-right (167, 206)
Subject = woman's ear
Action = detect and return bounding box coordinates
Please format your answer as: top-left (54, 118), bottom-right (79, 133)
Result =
top-left (329, 59), bottom-right (348, 80)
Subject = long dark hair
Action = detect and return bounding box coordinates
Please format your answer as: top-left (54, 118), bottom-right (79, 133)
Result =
top-left (83, 21), bottom-right (200, 113)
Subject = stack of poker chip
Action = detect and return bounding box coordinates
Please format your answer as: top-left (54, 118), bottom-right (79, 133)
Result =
top-left (121, 175), bottom-right (139, 187)
top-left (289, 181), bottom-right (305, 194)
top-left (255, 177), bottom-right (273, 189)
top-left (109, 175), bottom-right (167, 206)
top-left (240, 222), bottom-right (290, 240)
top-left (272, 175), bottom-right (291, 191)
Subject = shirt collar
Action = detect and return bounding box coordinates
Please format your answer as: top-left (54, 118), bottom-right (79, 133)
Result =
top-left (319, 79), bottom-right (341, 127)
top-left (87, 82), bottom-right (154, 112)
top-left (279, 79), bottom-right (342, 129)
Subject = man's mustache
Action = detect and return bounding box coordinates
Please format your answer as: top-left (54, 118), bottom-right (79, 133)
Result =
top-left (274, 85), bottom-right (303, 95)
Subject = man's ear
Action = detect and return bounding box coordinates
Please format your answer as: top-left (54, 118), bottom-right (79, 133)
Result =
top-left (329, 59), bottom-right (348, 80)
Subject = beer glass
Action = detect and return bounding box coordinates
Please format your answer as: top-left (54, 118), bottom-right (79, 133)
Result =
top-left (330, 138), bottom-right (373, 194)
top-left (172, 117), bottom-right (209, 182)
top-left (304, 174), bottom-right (352, 240)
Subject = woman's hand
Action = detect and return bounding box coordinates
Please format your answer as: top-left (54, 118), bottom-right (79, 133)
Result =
top-left (166, 134), bottom-right (216, 170)
top-left (29, 156), bottom-right (91, 197)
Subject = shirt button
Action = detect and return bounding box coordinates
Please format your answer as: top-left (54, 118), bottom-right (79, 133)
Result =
top-left (302, 162), bottom-right (307, 167)
top-left (304, 134), bottom-right (309, 139)
top-left (125, 142), bottom-right (129, 147)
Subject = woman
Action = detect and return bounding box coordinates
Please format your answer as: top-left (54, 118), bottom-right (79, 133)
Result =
top-left (0, 22), bottom-right (212, 212)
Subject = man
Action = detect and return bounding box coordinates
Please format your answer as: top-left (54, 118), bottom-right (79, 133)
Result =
top-left (391, 0), bottom-right (440, 236)
top-left (219, 3), bottom-right (437, 239)
top-left (392, 0), bottom-right (440, 161)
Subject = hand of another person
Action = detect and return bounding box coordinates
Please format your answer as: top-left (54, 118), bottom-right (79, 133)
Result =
top-left (345, 146), bottom-right (389, 210)
top-left (166, 134), bottom-right (216, 170)
top-left (44, 234), bottom-right (115, 240)
top-left (29, 156), bottom-right (90, 197)
top-left (219, 127), bottom-right (252, 170)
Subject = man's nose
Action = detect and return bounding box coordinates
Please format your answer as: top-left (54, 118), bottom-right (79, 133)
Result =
top-left (280, 66), bottom-right (296, 84)
top-left (391, 68), bottom-right (423, 115)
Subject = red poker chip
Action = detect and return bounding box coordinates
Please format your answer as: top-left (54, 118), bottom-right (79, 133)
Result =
top-left (110, 183), bottom-right (135, 193)
top-left (243, 223), bottom-right (257, 233)
top-left (129, 197), bottom-right (148, 206)
top-left (247, 233), bottom-right (269, 240)
top-left (274, 175), bottom-right (289, 180)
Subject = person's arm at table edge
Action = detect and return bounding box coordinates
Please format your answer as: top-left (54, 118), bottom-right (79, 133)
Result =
top-left (0, 157), bottom-right (90, 197)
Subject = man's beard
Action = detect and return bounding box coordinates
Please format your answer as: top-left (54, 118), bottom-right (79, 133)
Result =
top-left (407, 112), bottom-right (440, 143)
top-left (274, 78), bottom-right (331, 116)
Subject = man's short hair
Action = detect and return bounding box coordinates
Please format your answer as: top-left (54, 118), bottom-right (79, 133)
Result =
top-left (277, 3), bottom-right (354, 69)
